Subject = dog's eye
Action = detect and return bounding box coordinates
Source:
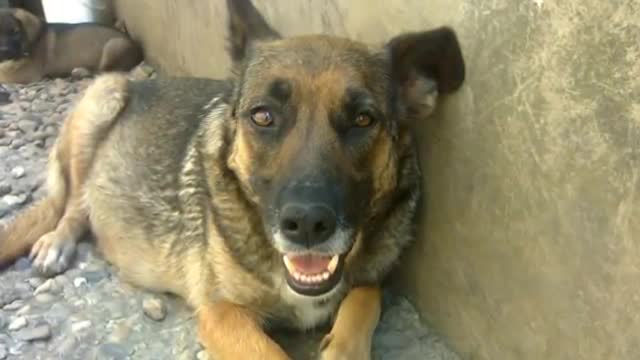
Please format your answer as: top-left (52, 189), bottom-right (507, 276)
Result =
top-left (250, 108), bottom-right (274, 127)
top-left (354, 113), bottom-right (374, 128)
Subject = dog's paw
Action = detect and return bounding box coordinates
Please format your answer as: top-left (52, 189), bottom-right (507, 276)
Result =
top-left (318, 333), bottom-right (371, 360)
top-left (29, 231), bottom-right (76, 276)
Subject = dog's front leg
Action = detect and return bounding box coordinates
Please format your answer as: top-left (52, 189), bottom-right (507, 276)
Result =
top-left (198, 301), bottom-right (291, 360)
top-left (319, 286), bottom-right (382, 360)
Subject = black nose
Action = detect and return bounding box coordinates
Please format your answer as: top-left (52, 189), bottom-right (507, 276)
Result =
top-left (280, 203), bottom-right (337, 246)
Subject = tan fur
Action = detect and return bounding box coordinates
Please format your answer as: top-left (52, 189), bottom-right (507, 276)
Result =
top-left (319, 286), bottom-right (382, 360)
top-left (198, 302), bottom-right (290, 360)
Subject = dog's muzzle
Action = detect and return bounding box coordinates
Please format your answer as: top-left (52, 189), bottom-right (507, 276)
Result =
top-left (273, 201), bottom-right (354, 296)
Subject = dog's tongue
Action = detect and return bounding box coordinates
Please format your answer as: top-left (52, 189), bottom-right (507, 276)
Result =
top-left (289, 254), bottom-right (331, 274)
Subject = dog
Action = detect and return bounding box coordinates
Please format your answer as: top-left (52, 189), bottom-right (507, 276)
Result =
top-left (0, 0), bottom-right (465, 358)
top-left (0, 8), bottom-right (142, 84)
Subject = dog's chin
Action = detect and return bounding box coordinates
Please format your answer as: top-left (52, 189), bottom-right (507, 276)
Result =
top-left (281, 252), bottom-right (347, 297)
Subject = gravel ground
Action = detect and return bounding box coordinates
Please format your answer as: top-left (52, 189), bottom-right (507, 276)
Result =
top-left (0, 70), bottom-right (461, 360)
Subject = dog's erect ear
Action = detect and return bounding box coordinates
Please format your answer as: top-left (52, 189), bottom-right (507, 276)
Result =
top-left (226, 0), bottom-right (280, 63)
top-left (386, 27), bottom-right (465, 119)
top-left (11, 9), bottom-right (44, 55)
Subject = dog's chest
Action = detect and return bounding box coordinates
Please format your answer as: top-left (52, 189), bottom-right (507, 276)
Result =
top-left (278, 284), bottom-right (343, 330)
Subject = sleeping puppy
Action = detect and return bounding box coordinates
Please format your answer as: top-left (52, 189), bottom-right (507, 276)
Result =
top-left (0, 8), bottom-right (143, 84)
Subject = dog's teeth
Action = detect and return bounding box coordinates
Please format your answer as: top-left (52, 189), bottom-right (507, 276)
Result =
top-left (283, 255), bottom-right (294, 272)
top-left (313, 275), bottom-right (322, 283)
top-left (293, 271), bottom-right (301, 281)
top-left (322, 272), bottom-right (330, 280)
top-left (327, 255), bottom-right (339, 274)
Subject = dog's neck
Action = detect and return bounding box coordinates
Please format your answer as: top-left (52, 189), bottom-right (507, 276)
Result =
top-left (195, 94), bottom-right (283, 287)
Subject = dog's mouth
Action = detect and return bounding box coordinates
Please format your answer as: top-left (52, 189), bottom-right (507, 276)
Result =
top-left (282, 253), bottom-right (346, 296)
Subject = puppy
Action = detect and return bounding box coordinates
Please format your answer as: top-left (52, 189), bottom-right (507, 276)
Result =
top-left (0, 8), bottom-right (143, 83)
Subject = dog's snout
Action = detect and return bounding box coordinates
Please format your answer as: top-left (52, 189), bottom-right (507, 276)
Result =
top-left (280, 203), bottom-right (337, 246)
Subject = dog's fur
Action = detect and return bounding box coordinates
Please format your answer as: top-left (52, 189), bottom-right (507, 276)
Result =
top-left (0, 8), bottom-right (142, 84)
top-left (0, 0), bottom-right (465, 358)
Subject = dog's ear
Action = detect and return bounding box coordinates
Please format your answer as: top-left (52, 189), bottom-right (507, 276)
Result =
top-left (226, 0), bottom-right (280, 63)
top-left (386, 27), bottom-right (465, 119)
top-left (11, 9), bottom-right (43, 55)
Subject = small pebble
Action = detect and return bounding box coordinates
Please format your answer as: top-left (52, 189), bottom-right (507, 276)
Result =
top-left (71, 68), bottom-right (91, 79)
top-left (73, 277), bottom-right (87, 288)
top-left (34, 278), bottom-right (61, 295)
top-left (16, 119), bottom-right (38, 134)
top-left (2, 193), bottom-right (29, 206)
top-left (0, 183), bottom-right (11, 196)
top-left (197, 350), bottom-right (209, 360)
top-left (3, 300), bottom-right (24, 311)
top-left (8, 317), bottom-right (27, 331)
top-left (97, 343), bottom-right (131, 358)
top-left (16, 304), bottom-right (32, 316)
top-left (27, 277), bottom-right (44, 289)
top-left (142, 297), bottom-right (167, 321)
top-left (71, 320), bottom-right (92, 333)
top-left (14, 324), bottom-right (51, 342)
top-left (56, 336), bottom-right (77, 356)
top-left (35, 293), bottom-right (56, 303)
top-left (11, 166), bottom-right (25, 178)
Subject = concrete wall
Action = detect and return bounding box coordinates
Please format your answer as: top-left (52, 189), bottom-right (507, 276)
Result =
top-left (114, 1), bottom-right (640, 359)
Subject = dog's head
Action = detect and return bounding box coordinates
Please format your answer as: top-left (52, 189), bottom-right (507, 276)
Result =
top-left (0, 9), bottom-right (43, 61)
top-left (224, 0), bottom-right (465, 297)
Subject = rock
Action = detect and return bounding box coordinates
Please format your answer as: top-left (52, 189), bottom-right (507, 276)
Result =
top-left (35, 293), bottom-right (56, 303)
top-left (73, 277), bottom-right (87, 288)
top-left (97, 343), bottom-right (131, 359)
top-left (107, 320), bottom-right (132, 343)
top-left (2, 193), bottom-right (29, 206)
top-left (0, 314), bottom-right (5, 330)
top-left (56, 336), bottom-right (78, 356)
top-left (0, 344), bottom-right (7, 360)
top-left (8, 317), bottom-right (27, 331)
top-left (14, 324), bottom-right (51, 342)
top-left (34, 278), bottom-right (62, 295)
top-left (16, 304), bottom-right (32, 316)
top-left (11, 166), bottom-right (25, 178)
top-left (0, 203), bottom-right (11, 218)
top-left (9, 139), bottom-right (25, 149)
top-left (71, 68), bottom-right (91, 80)
top-left (71, 320), bottom-right (92, 333)
top-left (3, 300), bottom-right (24, 311)
top-left (129, 63), bottom-right (156, 80)
top-left (27, 277), bottom-right (45, 289)
top-left (0, 88), bottom-right (10, 105)
top-left (82, 269), bottom-right (108, 284)
top-left (142, 297), bottom-right (167, 321)
top-left (16, 119), bottom-right (38, 134)
top-left (0, 183), bottom-right (12, 196)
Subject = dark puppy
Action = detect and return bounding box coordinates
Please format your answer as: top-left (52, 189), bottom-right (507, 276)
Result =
top-left (0, 8), bottom-right (142, 83)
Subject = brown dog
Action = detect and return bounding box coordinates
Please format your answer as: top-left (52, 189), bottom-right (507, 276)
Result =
top-left (0, 0), bottom-right (465, 358)
top-left (0, 8), bottom-right (142, 84)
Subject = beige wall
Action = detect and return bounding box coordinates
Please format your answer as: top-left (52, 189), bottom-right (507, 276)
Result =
top-left (114, 1), bottom-right (640, 359)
